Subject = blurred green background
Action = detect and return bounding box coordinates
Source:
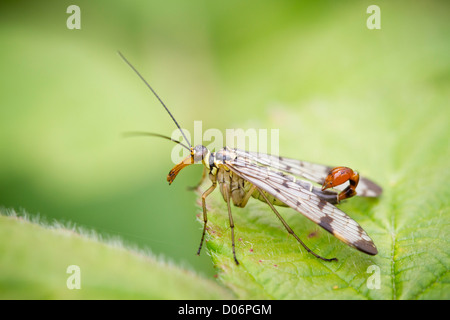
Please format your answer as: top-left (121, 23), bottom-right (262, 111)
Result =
top-left (0, 0), bottom-right (449, 281)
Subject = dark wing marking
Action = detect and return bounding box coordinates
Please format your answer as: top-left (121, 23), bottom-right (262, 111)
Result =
top-left (225, 156), bottom-right (378, 255)
top-left (233, 149), bottom-right (382, 197)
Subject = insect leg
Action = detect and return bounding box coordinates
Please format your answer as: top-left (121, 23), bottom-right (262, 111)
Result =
top-left (238, 184), bottom-right (257, 208)
top-left (223, 183), bottom-right (240, 265)
top-left (187, 167), bottom-right (207, 191)
top-left (256, 187), bottom-right (338, 262)
top-left (197, 182), bottom-right (217, 256)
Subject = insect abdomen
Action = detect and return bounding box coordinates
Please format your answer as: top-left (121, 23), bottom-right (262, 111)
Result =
top-left (251, 188), bottom-right (288, 207)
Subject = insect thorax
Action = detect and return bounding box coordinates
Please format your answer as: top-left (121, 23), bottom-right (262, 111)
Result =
top-left (206, 147), bottom-right (287, 208)
top-left (203, 147), bottom-right (236, 176)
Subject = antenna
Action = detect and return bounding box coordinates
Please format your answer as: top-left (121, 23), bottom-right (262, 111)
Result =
top-left (117, 51), bottom-right (193, 150)
top-left (123, 131), bottom-right (191, 151)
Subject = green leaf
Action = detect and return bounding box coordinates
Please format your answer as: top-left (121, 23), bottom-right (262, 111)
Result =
top-left (0, 210), bottom-right (233, 299)
top-left (192, 2), bottom-right (450, 299)
top-left (198, 103), bottom-right (450, 300)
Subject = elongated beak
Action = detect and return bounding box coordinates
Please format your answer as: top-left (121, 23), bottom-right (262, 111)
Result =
top-left (167, 155), bottom-right (194, 185)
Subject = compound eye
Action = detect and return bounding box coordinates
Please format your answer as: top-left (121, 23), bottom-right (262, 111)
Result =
top-left (192, 145), bottom-right (208, 162)
top-left (192, 149), bottom-right (202, 162)
top-left (194, 153), bottom-right (202, 162)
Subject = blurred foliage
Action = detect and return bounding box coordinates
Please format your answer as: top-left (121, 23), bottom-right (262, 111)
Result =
top-left (0, 212), bottom-right (233, 299)
top-left (0, 0), bottom-right (449, 298)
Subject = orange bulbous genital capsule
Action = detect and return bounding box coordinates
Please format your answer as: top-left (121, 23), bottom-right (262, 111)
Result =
top-left (322, 167), bottom-right (360, 202)
top-left (322, 167), bottom-right (355, 189)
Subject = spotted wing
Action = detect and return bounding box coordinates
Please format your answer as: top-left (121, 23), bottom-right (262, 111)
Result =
top-left (233, 149), bottom-right (382, 197)
top-left (225, 156), bottom-right (378, 255)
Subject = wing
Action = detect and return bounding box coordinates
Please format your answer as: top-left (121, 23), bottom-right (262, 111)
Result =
top-left (225, 155), bottom-right (378, 255)
top-left (233, 149), bottom-right (382, 197)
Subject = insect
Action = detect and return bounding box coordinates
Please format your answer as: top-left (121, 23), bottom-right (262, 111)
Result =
top-left (119, 52), bottom-right (382, 264)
